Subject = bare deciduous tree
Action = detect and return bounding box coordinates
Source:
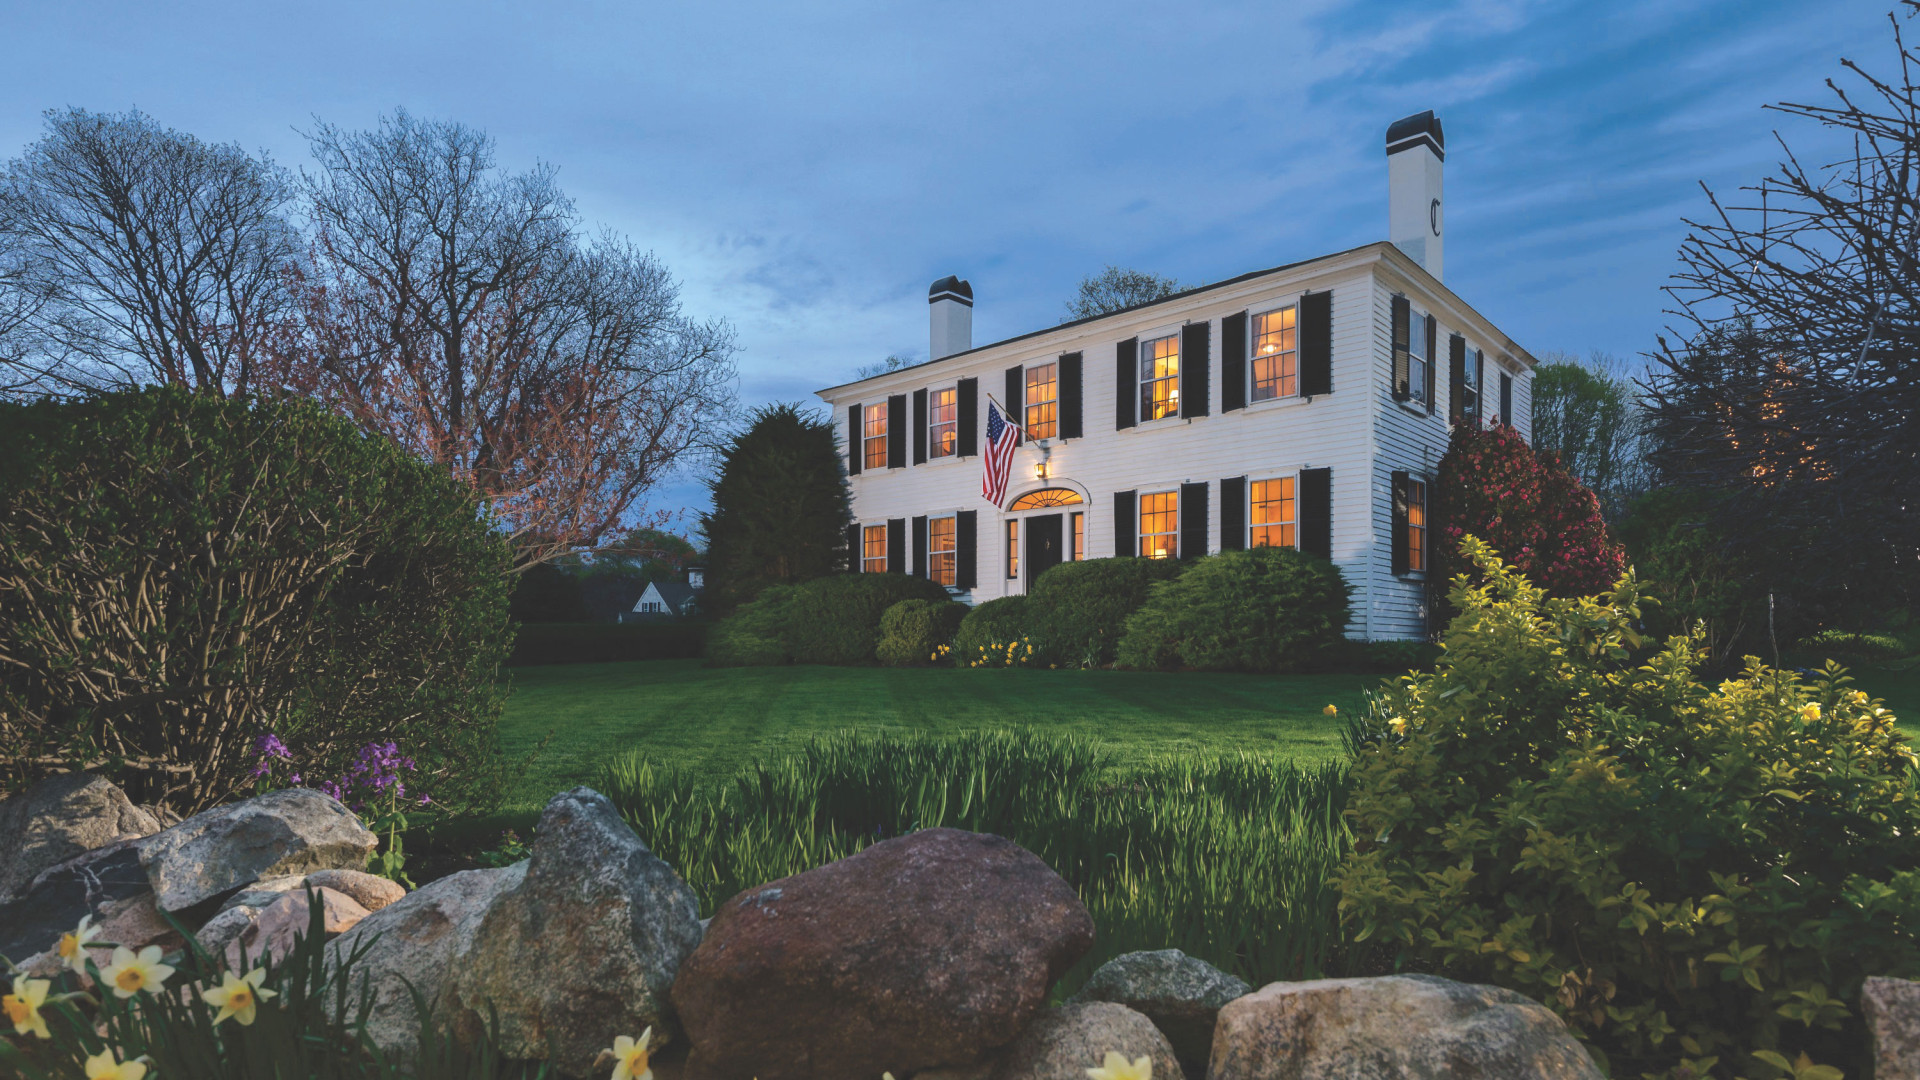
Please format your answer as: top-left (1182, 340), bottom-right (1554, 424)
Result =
top-left (274, 111), bottom-right (738, 567)
top-left (1063, 266), bottom-right (1182, 322)
top-left (0, 108), bottom-right (296, 395)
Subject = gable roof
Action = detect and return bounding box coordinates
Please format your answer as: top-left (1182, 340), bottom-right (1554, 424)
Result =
top-left (637, 581), bottom-right (701, 611)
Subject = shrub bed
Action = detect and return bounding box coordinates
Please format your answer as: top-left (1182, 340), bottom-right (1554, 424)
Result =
top-left (705, 574), bottom-right (951, 667)
top-left (508, 621), bottom-right (708, 666)
top-left (952, 595), bottom-right (1036, 667)
top-left (1116, 547), bottom-right (1352, 672)
top-left (1026, 557), bottom-right (1184, 667)
top-left (876, 599), bottom-right (969, 667)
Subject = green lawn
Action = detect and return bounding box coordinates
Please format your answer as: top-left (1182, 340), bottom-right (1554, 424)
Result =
top-left (496, 660), bottom-right (1379, 810)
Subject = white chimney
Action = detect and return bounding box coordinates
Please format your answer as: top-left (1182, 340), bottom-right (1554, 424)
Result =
top-left (929, 275), bottom-right (973, 359)
top-left (1386, 111), bottom-right (1444, 280)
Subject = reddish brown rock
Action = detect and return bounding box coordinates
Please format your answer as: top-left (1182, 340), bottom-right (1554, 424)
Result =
top-left (672, 827), bottom-right (1094, 1080)
top-left (227, 886), bottom-right (370, 967)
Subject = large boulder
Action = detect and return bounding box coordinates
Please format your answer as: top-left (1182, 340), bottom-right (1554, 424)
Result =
top-left (227, 886), bottom-right (372, 967)
top-left (442, 788), bottom-right (701, 1076)
top-left (0, 842), bottom-right (151, 965)
top-left (139, 788), bottom-right (378, 911)
top-left (0, 773), bottom-right (161, 903)
top-left (987, 1002), bottom-right (1181, 1080)
top-left (327, 864), bottom-right (527, 1061)
top-left (673, 827), bottom-right (1095, 1080)
top-left (1208, 974), bottom-right (1602, 1080)
top-left (1864, 977), bottom-right (1920, 1080)
top-left (1072, 949), bottom-right (1249, 1077)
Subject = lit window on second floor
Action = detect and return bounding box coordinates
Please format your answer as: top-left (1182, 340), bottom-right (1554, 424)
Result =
top-left (863, 403), bottom-right (888, 469)
top-left (1139, 335), bottom-right (1180, 421)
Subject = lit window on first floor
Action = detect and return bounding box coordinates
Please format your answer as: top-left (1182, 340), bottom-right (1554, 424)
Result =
top-left (1139, 491), bottom-right (1178, 559)
top-left (1070, 511), bottom-right (1084, 561)
top-left (929, 516), bottom-right (956, 587)
top-left (1005, 519), bottom-right (1020, 579)
top-left (862, 524), bottom-right (888, 573)
top-left (1407, 478), bottom-right (1428, 573)
top-left (1250, 477), bottom-right (1295, 549)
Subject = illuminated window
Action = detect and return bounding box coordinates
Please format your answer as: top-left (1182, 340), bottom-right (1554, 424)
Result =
top-left (1005, 519), bottom-right (1019, 579)
top-left (1251, 306), bottom-right (1297, 401)
top-left (1139, 335), bottom-right (1180, 421)
top-left (862, 403), bottom-right (888, 469)
top-left (1025, 363), bottom-right (1058, 440)
top-left (1139, 491), bottom-right (1178, 559)
top-left (862, 524), bottom-right (887, 574)
top-left (1408, 312), bottom-right (1430, 406)
top-left (929, 387), bottom-right (957, 459)
top-left (1007, 488), bottom-right (1083, 511)
top-left (1070, 511), bottom-right (1084, 561)
top-left (1250, 477), bottom-right (1295, 549)
top-left (929, 516), bottom-right (956, 587)
top-left (1407, 479), bottom-right (1428, 573)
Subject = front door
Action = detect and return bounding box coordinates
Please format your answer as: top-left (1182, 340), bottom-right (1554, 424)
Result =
top-left (1026, 513), bottom-right (1063, 588)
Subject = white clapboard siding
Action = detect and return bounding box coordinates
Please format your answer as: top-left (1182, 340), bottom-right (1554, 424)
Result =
top-left (820, 241), bottom-right (1534, 641)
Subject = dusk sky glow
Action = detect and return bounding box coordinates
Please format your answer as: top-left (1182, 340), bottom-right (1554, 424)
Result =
top-left (1, 0), bottom-right (1893, 523)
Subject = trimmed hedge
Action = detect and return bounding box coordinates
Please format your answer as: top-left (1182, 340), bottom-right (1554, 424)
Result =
top-left (508, 621), bottom-right (709, 666)
top-left (1027, 557), bottom-right (1185, 667)
top-left (704, 584), bottom-right (799, 667)
top-left (706, 574), bottom-right (951, 667)
top-left (952, 595), bottom-right (1034, 664)
top-left (876, 599), bottom-right (970, 667)
top-left (1116, 547), bottom-right (1352, 672)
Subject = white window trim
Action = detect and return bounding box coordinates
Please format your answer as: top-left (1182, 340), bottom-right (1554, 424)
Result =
top-left (927, 513), bottom-right (958, 587)
top-left (1247, 301), bottom-right (1301, 405)
top-left (1246, 474), bottom-right (1301, 550)
top-left (1137, 331), bottom-right (1184, 425)
top-left (1137, 488), bottom-right (1181, 560)
top-left (860, 520), bottom-right (889, 574)
top-left (1406, 309), bottom-right (1433, 412)
top-left (926, 384), bottom-right (961, 462)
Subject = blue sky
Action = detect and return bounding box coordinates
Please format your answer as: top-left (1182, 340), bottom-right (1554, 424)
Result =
top-left (0, 0), bottom-right (1892, 527)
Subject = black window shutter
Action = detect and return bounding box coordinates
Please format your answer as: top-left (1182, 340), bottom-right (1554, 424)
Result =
top-left (886, 395), bottom-right (906, 468)
top-left (1115, 338), bottom-right (1138, 430)
top-left (1390, 295), bottom-right (1411, 401)
top-left (1113, 490), bottom-right (1137, 556)
top-left (1181, 321), bottom-right (1211, 417)
top-left (1472, 350), bottom-right (1485, 427)
top-left (1300, 467), bottom-right (1332, 559)
top-left (1004, 365), bottom-right (1024, 428)
top-left (1425, 317), bottom-right (1439, 413)
top-left (887, 518), bottom-right (906, 574)
top-left (1301, 291), bottom-right (1333, 397)
top-left (957, 377), bottom-right (979, 456)
top-left (912, 388), bottom-right (928, 464)
top-left (1500, 371), bottom-right (1513, 427)
top-left (847, 523), bottom-right (861, 571)
top-left (956, 510), bottom-right (977, 589)
top-left (911, 516), bottom-right (929, 577)
top-left (1059, 352), bottom-right (1083, 439)
top-left (1180, 481), bottom-right (1208, 558)
top-left (1221, 312), bottom-right (1247, 412)
top-left (1219, 476), bottom-right (1246, 551)
top-left (1447, 334), bottom-right (1466, 426)
top-left (847, 404), bottom-right (862, 476)
top-left (1390, 471), bottom-right (1410, 575)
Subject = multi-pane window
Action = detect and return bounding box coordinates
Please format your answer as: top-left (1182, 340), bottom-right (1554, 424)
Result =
top-left (929, 516), bottom-right (956, 587)
top-left (862, 403), bottom-right (888, 469)
top-left (1070, 512), bottom-right (1085, 562)
top-left (1250, 477), bottom-right (1296, 549)
top-left (1139, 335), bottom-right (1180, 421)
top-left (1252, 306), bottom-right (1297, 401)
top-left (1408, 313), bottom-right (1431, 405)
top-left (1406, 479), bottom-right (1428, 573)
top-left (1460, 348), bottom-right (1481, 428)
top-left (929, 387), bottom-right (957, 459)
top-left (862, 524), bottom-right (888, 574)
top-left (1005, 520), bottom-right (1020, 579)
top-left (1024, 363), bottom-right (1058, 440)
top-left (1139, 491), bottom-right (1179, 559)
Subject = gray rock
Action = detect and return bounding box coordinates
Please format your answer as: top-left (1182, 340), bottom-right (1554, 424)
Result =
top-left (442, 788), bottom-right (701, 1076)
top-left (1209, 974), bottom-right (1602, 1080)
top-left (987, 1002), bottom-right (1180, 1080)
top-left (139, 788), bottom-right (378, 911)
top-left (0, 773), bottom-right (161, 903)
top-left (1864, 976), bottom-right (1920, 1080)
top-left (326, 864), bottom-right (526, 1061)
top-left (0, 841), bottom-right (151, 965)
top-left (196, 904), bottom-right (262, 955)
top-left (307, 868), bottom-right (406, 912)
top-left (1072, 949), bottom-right (1249, 1075)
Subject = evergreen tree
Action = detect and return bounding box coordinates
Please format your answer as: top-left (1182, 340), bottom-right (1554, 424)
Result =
top-left (700, 403), bottom-right (853, 613)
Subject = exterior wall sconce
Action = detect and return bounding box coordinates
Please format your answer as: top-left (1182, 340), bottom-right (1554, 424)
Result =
top-left (1034, 442), bottom-right (1051, 480)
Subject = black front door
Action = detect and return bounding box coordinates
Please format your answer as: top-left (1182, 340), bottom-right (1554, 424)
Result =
top-left (1026, 514), bottom-right (1063, 588)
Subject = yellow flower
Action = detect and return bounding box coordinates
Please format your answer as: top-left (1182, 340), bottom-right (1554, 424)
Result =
top-left (3, 974), bottom-right (50, 1039)
top-left (1087, 1050), bottom-right (1153, 1080)
top-left (1799, 703), bottom-right (1821, 722)
top-left (607, 1027), bottom-right (653, 1080)
top-left (1389, 716), bottom-right (1409, 735)
top-left (57, 915), bottom-right (101, 975)
top-left (99, 945), bottom-right (175, 999)
top-left (1322, 704), bottom-right (1338, 716)
top-left (83, 1050), bottom-right (147, 1080)
top-left (1851, 690), bottom-right (1870, 705)
top-left (202, 967), bottom-right (276, 1026)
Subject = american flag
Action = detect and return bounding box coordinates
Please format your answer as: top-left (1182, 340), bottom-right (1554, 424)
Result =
top-left (981, 399), bottom-right (1021, 506)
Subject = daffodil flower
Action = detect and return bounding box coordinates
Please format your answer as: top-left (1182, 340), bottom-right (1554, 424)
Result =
top-left (202, 967), bottom-right (276, 1026)
top-left (1389, 716), bottom-right (1409, 734)
top-left (3, 974), bottom-right (50, 1039)
top-left (1087, 1050), bottom-right (1153, 1080)
top-left (1323, 704), bottom-right (1339, 716)
top-left (57, 915), bottom-right (101, 976)
top-left (606, 1026), bottom-right (652, 1080)
top-left (83, 1049), bottom-right (148, 1080)
top-left (1800, 703), bottom-right (1821, 722)
top-left (99, 945), bottom-right (175, 999)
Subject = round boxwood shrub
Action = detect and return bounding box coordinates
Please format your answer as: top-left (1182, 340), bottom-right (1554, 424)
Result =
top-left (876, 598), bottom-right (970, 667)
top-left (1114, 547), bottom-right (1352, 672)
top-left (952, 595), bottom-right (1034, 667)
top-left (788, 573), bottom-right (952, 666)
top-left (0, 387), bottom-right (514, 813)
top-left (1026, 557), bottom-right (1185, 667)
top-left (1337, 538), bottom-right (1920, 1080)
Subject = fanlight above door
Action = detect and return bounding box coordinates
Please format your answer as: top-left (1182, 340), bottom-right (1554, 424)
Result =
top-left (1007, 488), bottom-right (1084, 510)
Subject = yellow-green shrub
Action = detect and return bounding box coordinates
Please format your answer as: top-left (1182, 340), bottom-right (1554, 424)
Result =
top-left (876, 598), bottom-right (969, 667)
top-left (1337, 538), bottom-right (1920, 1080)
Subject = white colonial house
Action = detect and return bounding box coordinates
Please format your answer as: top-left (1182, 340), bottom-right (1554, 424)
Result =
top-left (815, 112), bottom-right (1534, 641)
